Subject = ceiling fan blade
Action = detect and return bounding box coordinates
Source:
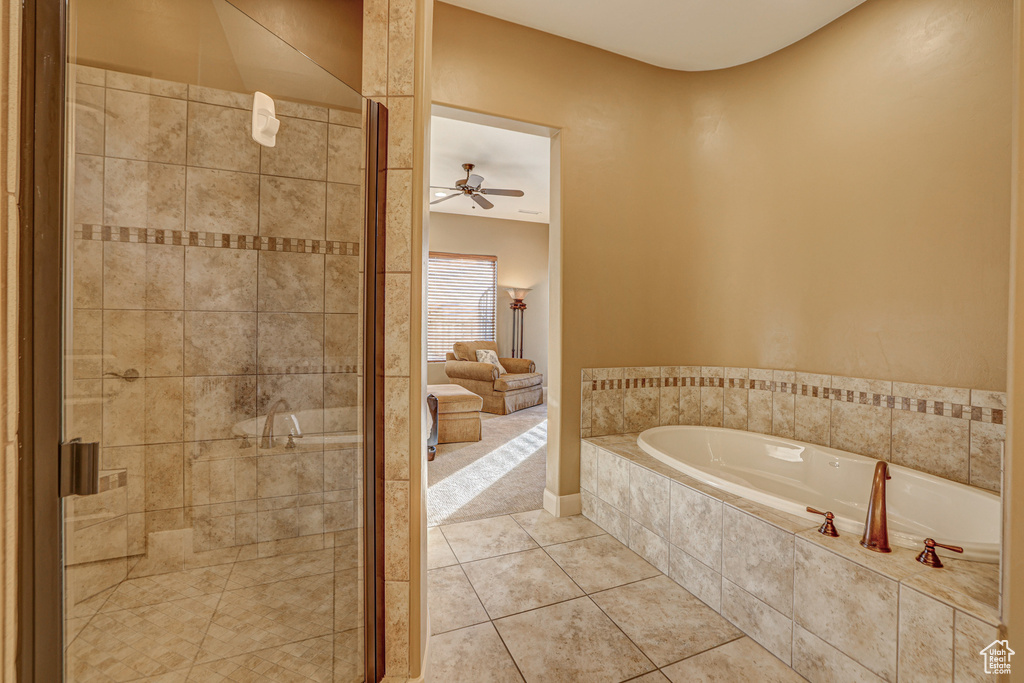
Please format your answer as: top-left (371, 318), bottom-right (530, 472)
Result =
top-left (467, 174), bottom-right (484, 189)
top-left (471, 194), bottom-right (494, 210)
top-left (430, 194), bottom-right (460, 205)
top-left (430, 186), bottom-right (463, 190)
top-left (478, 188), bottom-right (524, 197)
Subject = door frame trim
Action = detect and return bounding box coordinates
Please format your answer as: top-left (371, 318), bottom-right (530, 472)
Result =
top-left (17, 0), bottom-right (66, 680)
top-left (364, 99), bottom-right (388, 683)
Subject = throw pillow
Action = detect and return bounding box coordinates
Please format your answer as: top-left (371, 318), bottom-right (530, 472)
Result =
top-left (476, 349), bottom-right (507, 375)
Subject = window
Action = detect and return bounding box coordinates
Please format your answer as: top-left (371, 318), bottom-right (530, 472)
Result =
top-left (427, 252), bottom-right (497, 362)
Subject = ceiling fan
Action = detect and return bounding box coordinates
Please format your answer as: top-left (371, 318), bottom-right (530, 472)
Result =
top-left (430, 163), bottom-right (525, 210)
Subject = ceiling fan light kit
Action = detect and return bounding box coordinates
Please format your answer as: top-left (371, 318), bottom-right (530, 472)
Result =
top-left (430, 162), bottom-right (525, 210)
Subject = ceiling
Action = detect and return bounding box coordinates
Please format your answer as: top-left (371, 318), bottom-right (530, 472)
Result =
top-left (441, 0), bottom-right (867, 71)
top-left (430, 115), bottom-right (551, 223)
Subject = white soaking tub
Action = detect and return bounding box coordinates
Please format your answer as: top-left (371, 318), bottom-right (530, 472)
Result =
top-left (637, 426), bottom-right (1000, 563)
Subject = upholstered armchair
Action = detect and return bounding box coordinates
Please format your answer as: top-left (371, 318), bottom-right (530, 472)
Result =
top-left (444, 340), bottom-right (544, 415)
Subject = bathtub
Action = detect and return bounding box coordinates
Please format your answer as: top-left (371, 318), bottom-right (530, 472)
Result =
top-left (232, 407), bottom-right (360, 447)
top-left (637, 426), bottom-right (1000, 563)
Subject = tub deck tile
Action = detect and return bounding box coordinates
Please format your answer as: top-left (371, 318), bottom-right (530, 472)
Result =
top-left (584, 435), bottom-right (736, 504)
top-left (902, 568), bottom-right (1000, 628)
top-left (725, 497), bottom-right (818, 535)
top-left (795, 529), bottom-right (928, 582)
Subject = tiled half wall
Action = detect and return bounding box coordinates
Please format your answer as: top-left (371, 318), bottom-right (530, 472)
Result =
top-left (581, 437), bottom-right (1002, 683)
top-left (64, 64), bottom-right (365, 612)
top-left (581, 367), bottom-right (1006, 492)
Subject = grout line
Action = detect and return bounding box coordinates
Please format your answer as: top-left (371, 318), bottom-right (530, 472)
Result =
top-left (447, 530), bottom-right (530, 682)
top-left (654, 631), bottom-right (748, 672)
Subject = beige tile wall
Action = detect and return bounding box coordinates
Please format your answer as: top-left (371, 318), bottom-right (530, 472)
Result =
top-left (582, 366), bottom-right (1006, 493)
top-left (363, 0), bottom-right (429, 678)
top-left (0, 0), bottom-right (17, 678)
top-left (65, 65), bottom-right (366, 619)
top-left (582, 437), bottom-right (1002, 682)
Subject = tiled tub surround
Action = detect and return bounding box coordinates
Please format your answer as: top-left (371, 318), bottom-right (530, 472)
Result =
top-left (581, 436), bottom-right (1002, 683)
top-left (64, 61), bottom-right (367, 662)
top-left (581, 367), bottom-right (1006, 493)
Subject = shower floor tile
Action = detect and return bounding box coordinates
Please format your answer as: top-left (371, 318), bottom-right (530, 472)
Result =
top-left (67, 594), bottom-right (220, 681)
top-left (187, 635), bottom-right (334, 682)
top-left (99, 565), bottom-right (233, 612)
top-left (224, 548), bottom-right (333, 590)
top-left (196, 573), bottom-right (334, 663)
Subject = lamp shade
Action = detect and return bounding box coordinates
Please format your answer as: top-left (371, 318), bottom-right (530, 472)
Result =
top-left (505, 287), bottom-right (532, 301)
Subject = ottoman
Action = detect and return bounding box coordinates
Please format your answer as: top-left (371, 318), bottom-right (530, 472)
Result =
top-left (427, 383), bottom-right (483, 449)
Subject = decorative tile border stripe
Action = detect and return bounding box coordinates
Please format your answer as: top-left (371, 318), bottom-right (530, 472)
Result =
top-left (74, 224), bottom-right (360, 256)
top-left (260, 363), bottom-right (360, 374)
top-left (589, 374), bottom-right (1004, 425)
top-left (98, 470), bottom-right (128, 493)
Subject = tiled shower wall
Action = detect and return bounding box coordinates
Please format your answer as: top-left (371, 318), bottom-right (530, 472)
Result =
top-left (581, 366), bottom-right (1006, 492)
top-left (65, 65), bottom-right (365, 606)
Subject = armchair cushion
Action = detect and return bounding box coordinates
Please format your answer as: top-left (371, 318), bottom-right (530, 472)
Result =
top-left (499, 357), bottom-right (535, 374)
top-left (494, 373), bottom-right (543, 392)
top-left (475, 349), bottom-right (507, 375)
top-left (444, 359), bottom-right (499, 382)
top-left (453, 340), bottom-right (499, 362)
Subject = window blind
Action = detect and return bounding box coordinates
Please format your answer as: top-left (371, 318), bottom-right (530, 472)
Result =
top-left (427, 252), bottom-right (498, 362)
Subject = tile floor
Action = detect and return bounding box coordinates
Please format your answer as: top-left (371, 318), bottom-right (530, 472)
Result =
top-left (64, 543), bottom-right (362, 682)
top-left (427, 509), bottom-right (806, 683)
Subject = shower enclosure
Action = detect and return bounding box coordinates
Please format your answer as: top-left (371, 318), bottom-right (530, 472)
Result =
top-left (25, 0), bottom-right (380, 680)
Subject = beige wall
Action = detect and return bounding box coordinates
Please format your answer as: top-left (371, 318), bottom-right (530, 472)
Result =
top-left (1007, 0), bottom-right (1023, 666)
top-left (72, 0), bottom-right (362, 105)
top-left (229, 0), bottom-right (362, 91)
top-left (426, 212), bottom-right (549, 386)
top-left (432, 0), bottom-right (1013, 497)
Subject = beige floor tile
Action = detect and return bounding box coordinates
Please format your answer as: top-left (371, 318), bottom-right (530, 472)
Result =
top-left (494, 597), bottom-right (655, 683)
top-left (511, 509), bottom-right (605, 546)
top-left (67, 594), bottom-right (219, 681)
top-left (591, 575), bottom-right (742, 667)
top-left (428, 565), bottom-right (490, 634)
top-left (197, 573), bottom-right (333, 663)
top-left (661, 637), bottom-right (804, 683)
top-left (427, 526), bottom-right (459, 570)
top-left (545, 534), bottom-right (661, 594)
top-left (427, 622), bottom-right (524, 683)
top-left (440, 515), bottom-right (538, 563)
top-left (187, 634), bottom-right (334, 682)
top-left (627, 673), bottom-right (671, 682)
top-left (100, 565), bottom-right (232, 612)
top-left (225, 548), bottom-right (333, 589)
top-left (333, 628), bottom-right (364, 683)
top-left (462, 548), bottom-right (584, 619)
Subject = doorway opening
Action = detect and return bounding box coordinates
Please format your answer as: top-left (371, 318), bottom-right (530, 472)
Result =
top-left (424, 105), bottom-right (561, 528)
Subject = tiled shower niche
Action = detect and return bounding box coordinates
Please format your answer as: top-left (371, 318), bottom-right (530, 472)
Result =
top-left (63, 62), bottom-right (366, 659)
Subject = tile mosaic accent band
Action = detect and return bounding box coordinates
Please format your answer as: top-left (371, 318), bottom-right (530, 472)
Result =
top-left (591, 374), bottom-right (1003, 424)
top-left (581, 365), bottom-right (1007, 492)
top-left (98, 470), bottom-right (128, 493)
top-left (74, 223), bottom-right (361, 256)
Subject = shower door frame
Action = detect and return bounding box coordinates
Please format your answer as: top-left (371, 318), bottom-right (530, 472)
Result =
top-left (18, 0), bottom-right (66, 680)
top-left (16, 1), bottom-right (386, 680)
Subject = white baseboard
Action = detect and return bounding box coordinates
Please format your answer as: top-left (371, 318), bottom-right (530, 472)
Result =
top-left (400, 628), bottom-right (430, 683)
top-left (543, 489), bottom-right (581, 517)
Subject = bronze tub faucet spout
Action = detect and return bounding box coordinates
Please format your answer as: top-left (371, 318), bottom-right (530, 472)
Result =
top-left (861, 460), bottom-right (892, 553)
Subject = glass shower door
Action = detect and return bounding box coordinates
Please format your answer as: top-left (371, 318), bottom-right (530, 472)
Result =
top-left (60, 1), bottom-right (368, 680)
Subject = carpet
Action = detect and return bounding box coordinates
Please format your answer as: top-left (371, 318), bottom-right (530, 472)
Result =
top-left (427, 404), bottom-right (547, 527)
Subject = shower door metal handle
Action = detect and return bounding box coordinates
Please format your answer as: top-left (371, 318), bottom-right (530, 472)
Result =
top-left (59, 439), bottom-right (100, 497)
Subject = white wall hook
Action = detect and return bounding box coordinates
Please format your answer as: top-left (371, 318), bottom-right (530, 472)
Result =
top-left (251, 91), bottom-right (280, 147)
